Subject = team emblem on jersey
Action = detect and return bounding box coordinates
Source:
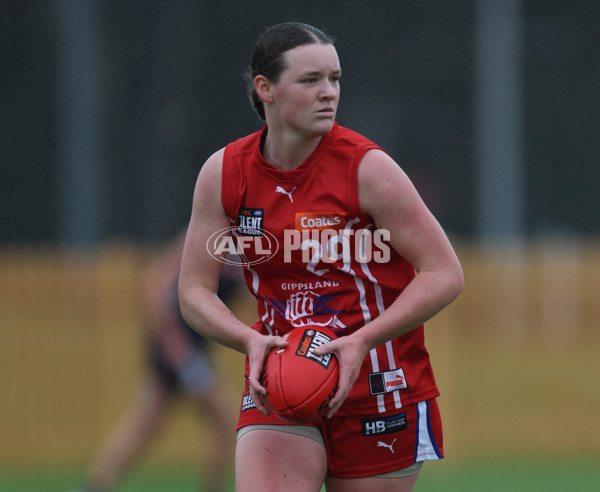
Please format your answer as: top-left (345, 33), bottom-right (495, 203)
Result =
top-left (264, 291), bottom-right (346, 330)
top-left (237, 207), bottom-right (264, 236)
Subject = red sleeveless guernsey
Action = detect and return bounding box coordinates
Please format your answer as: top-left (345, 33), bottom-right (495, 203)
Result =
top-left (221, 123), bottom-right (439, 416)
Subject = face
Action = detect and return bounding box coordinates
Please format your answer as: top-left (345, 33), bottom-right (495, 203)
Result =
top-left (268, 43), bottom-right (341, 137)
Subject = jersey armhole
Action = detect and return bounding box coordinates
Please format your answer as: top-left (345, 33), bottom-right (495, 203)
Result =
top-left (349, 144), bottom-right (384, 220)
top-left (221, 144), bottom-right (237, 220)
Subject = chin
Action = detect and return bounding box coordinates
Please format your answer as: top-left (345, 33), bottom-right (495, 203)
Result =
top-left (310, 119), bottom-right (335, 135)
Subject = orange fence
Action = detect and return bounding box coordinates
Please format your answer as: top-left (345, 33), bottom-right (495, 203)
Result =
top-left (1, 240), bottom-right (599, 467)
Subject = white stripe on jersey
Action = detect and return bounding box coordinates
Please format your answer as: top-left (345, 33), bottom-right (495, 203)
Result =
top-left (260, 300), bottom-right (274, 335)
top-left (360, 259), bottom-right (403, 409)
top-left (353, 271), bottom-right (387, 413)
top-left (245, 264), bottom-right (260, 296)
top-left (262, 298), bottom-right (280, 336)
top-left (231, 227), bottom-right (260, 296)
top-left (353, 275), bottom-right (371, 325)
top-left (359, 260), bottom-right (385, 316)
top-left (386, 340), bottom-right (403, 409)
top-left (415, 401), bottom-right (443, 462)
top-left (369, 348), bottom-right (386, 414)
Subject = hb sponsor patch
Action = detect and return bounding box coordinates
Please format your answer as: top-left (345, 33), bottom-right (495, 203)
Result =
top-left (369, 368), bottom-right (408, 395)
top-left (361, 412), bottom-right (407, 436)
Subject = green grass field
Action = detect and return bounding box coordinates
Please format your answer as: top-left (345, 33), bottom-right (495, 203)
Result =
top-left (1, 458), bottom-right (599, 492)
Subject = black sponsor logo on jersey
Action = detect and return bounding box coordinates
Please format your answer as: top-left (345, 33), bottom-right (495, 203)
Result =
top-left (295, 329), bottom-right (334, 369)
top-left (361, 412), bottom-right (407, 436)
top-left (241, 389), bottom-right (256, 411)
top-left (237, 207), bottom-right (264, 236)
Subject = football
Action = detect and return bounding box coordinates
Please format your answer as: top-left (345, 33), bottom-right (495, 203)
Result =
top-left (262, 326), bottom-right (339, 424)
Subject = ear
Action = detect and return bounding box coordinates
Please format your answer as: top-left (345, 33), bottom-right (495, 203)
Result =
top-left (254, 75), bottom-right (274, 104)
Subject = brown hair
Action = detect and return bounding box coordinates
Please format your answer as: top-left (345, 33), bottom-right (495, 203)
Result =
top-left (245, 22), bottom-right (335, 120)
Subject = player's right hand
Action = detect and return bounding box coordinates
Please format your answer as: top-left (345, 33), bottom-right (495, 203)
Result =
top-left (246, 332), bottom-right (288, 416)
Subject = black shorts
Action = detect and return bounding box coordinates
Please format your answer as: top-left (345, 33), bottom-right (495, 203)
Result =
top-left (146, 328), bottom-right (213, 392)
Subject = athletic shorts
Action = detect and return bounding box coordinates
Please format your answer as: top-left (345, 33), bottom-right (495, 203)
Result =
top-left (237, 387), bottom-right (444, 478)
top-left (146, 335), bottom-right (213, 394)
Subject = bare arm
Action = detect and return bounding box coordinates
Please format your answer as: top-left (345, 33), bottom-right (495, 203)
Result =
top-left (354, 149), bottom-right (464, 346)
top-left (178, 149), bottom-right (286, 414)
top-left (179, 149), bottom-right (251, 350)
top-left (315, 149), bottom-right (464, 416)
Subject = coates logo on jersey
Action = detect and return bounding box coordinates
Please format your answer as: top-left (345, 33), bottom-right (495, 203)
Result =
top-left (295, 212), bottom-right (347, 232)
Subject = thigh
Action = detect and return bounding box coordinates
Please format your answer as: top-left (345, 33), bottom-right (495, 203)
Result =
top-left (235, 429), bottom-right (327, 492)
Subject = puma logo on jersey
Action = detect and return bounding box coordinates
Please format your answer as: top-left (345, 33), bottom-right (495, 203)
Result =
top-left (377, 439), bottom-right (397, 453)
top-left (369, 368), bottom-right (408, 395)
top-left (275, 186), bottom-right (296, 203)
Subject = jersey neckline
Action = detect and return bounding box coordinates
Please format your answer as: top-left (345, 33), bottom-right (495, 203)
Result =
top-left (252, 123), bottom-right (338, 183)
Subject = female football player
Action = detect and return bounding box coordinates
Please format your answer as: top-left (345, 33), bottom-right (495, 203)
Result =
top-left (179, 22), bottom-right (463, 492)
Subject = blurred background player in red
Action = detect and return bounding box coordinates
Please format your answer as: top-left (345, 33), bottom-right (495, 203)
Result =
top-left (75, 229), bottom-right (240, 492)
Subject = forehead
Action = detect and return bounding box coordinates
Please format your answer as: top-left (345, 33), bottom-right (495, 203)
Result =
top-left (281, 43), bottom-right (341, 75)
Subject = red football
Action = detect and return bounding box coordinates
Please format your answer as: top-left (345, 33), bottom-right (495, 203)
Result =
top-left (263, 326), bottom-right (339, 424)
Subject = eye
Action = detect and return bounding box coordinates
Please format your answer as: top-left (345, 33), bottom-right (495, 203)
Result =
top-left (302, 77), bottom-right (318, 84)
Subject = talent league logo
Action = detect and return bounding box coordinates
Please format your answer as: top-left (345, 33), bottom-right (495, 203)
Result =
top-left (237, 207), bottom-right (265, 236)
top-left (207, 207), bottom-right (278, 265)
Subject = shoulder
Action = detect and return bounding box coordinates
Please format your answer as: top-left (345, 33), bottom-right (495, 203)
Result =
top-left (197, 148), bottom-right (225, 184)
top-left (196, 126), bottom-right (264, 180)
top-left (198, 124), bottom-right (259, 182)
top-left (357, 148), bottom-right (405, 185)
top-left (225, 127), bottom-right (264, 157)
top-left (328, 124), bottom-right (381, 155)
top-left (357, 148), bottom-right (418, 219)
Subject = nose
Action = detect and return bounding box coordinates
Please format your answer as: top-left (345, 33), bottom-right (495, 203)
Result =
top-left (319, 80), bottom-right (338, 101)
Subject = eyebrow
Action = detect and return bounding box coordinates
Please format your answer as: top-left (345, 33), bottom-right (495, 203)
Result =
top-left (301, 69), bottom-right (342, 77)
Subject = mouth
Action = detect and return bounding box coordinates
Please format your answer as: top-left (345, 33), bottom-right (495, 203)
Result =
top-left (317, 107), bottom-right (335, 117)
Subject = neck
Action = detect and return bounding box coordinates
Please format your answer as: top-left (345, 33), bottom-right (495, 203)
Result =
top-left (262, 128), bottom-right (324, 171)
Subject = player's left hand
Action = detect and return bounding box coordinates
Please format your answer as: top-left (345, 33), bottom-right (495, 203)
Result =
top-left (312, 334), bottom-right (368, 418)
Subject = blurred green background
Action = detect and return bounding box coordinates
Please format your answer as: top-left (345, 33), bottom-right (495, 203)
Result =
top-left (2, 0), bottom-right (599, 490)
